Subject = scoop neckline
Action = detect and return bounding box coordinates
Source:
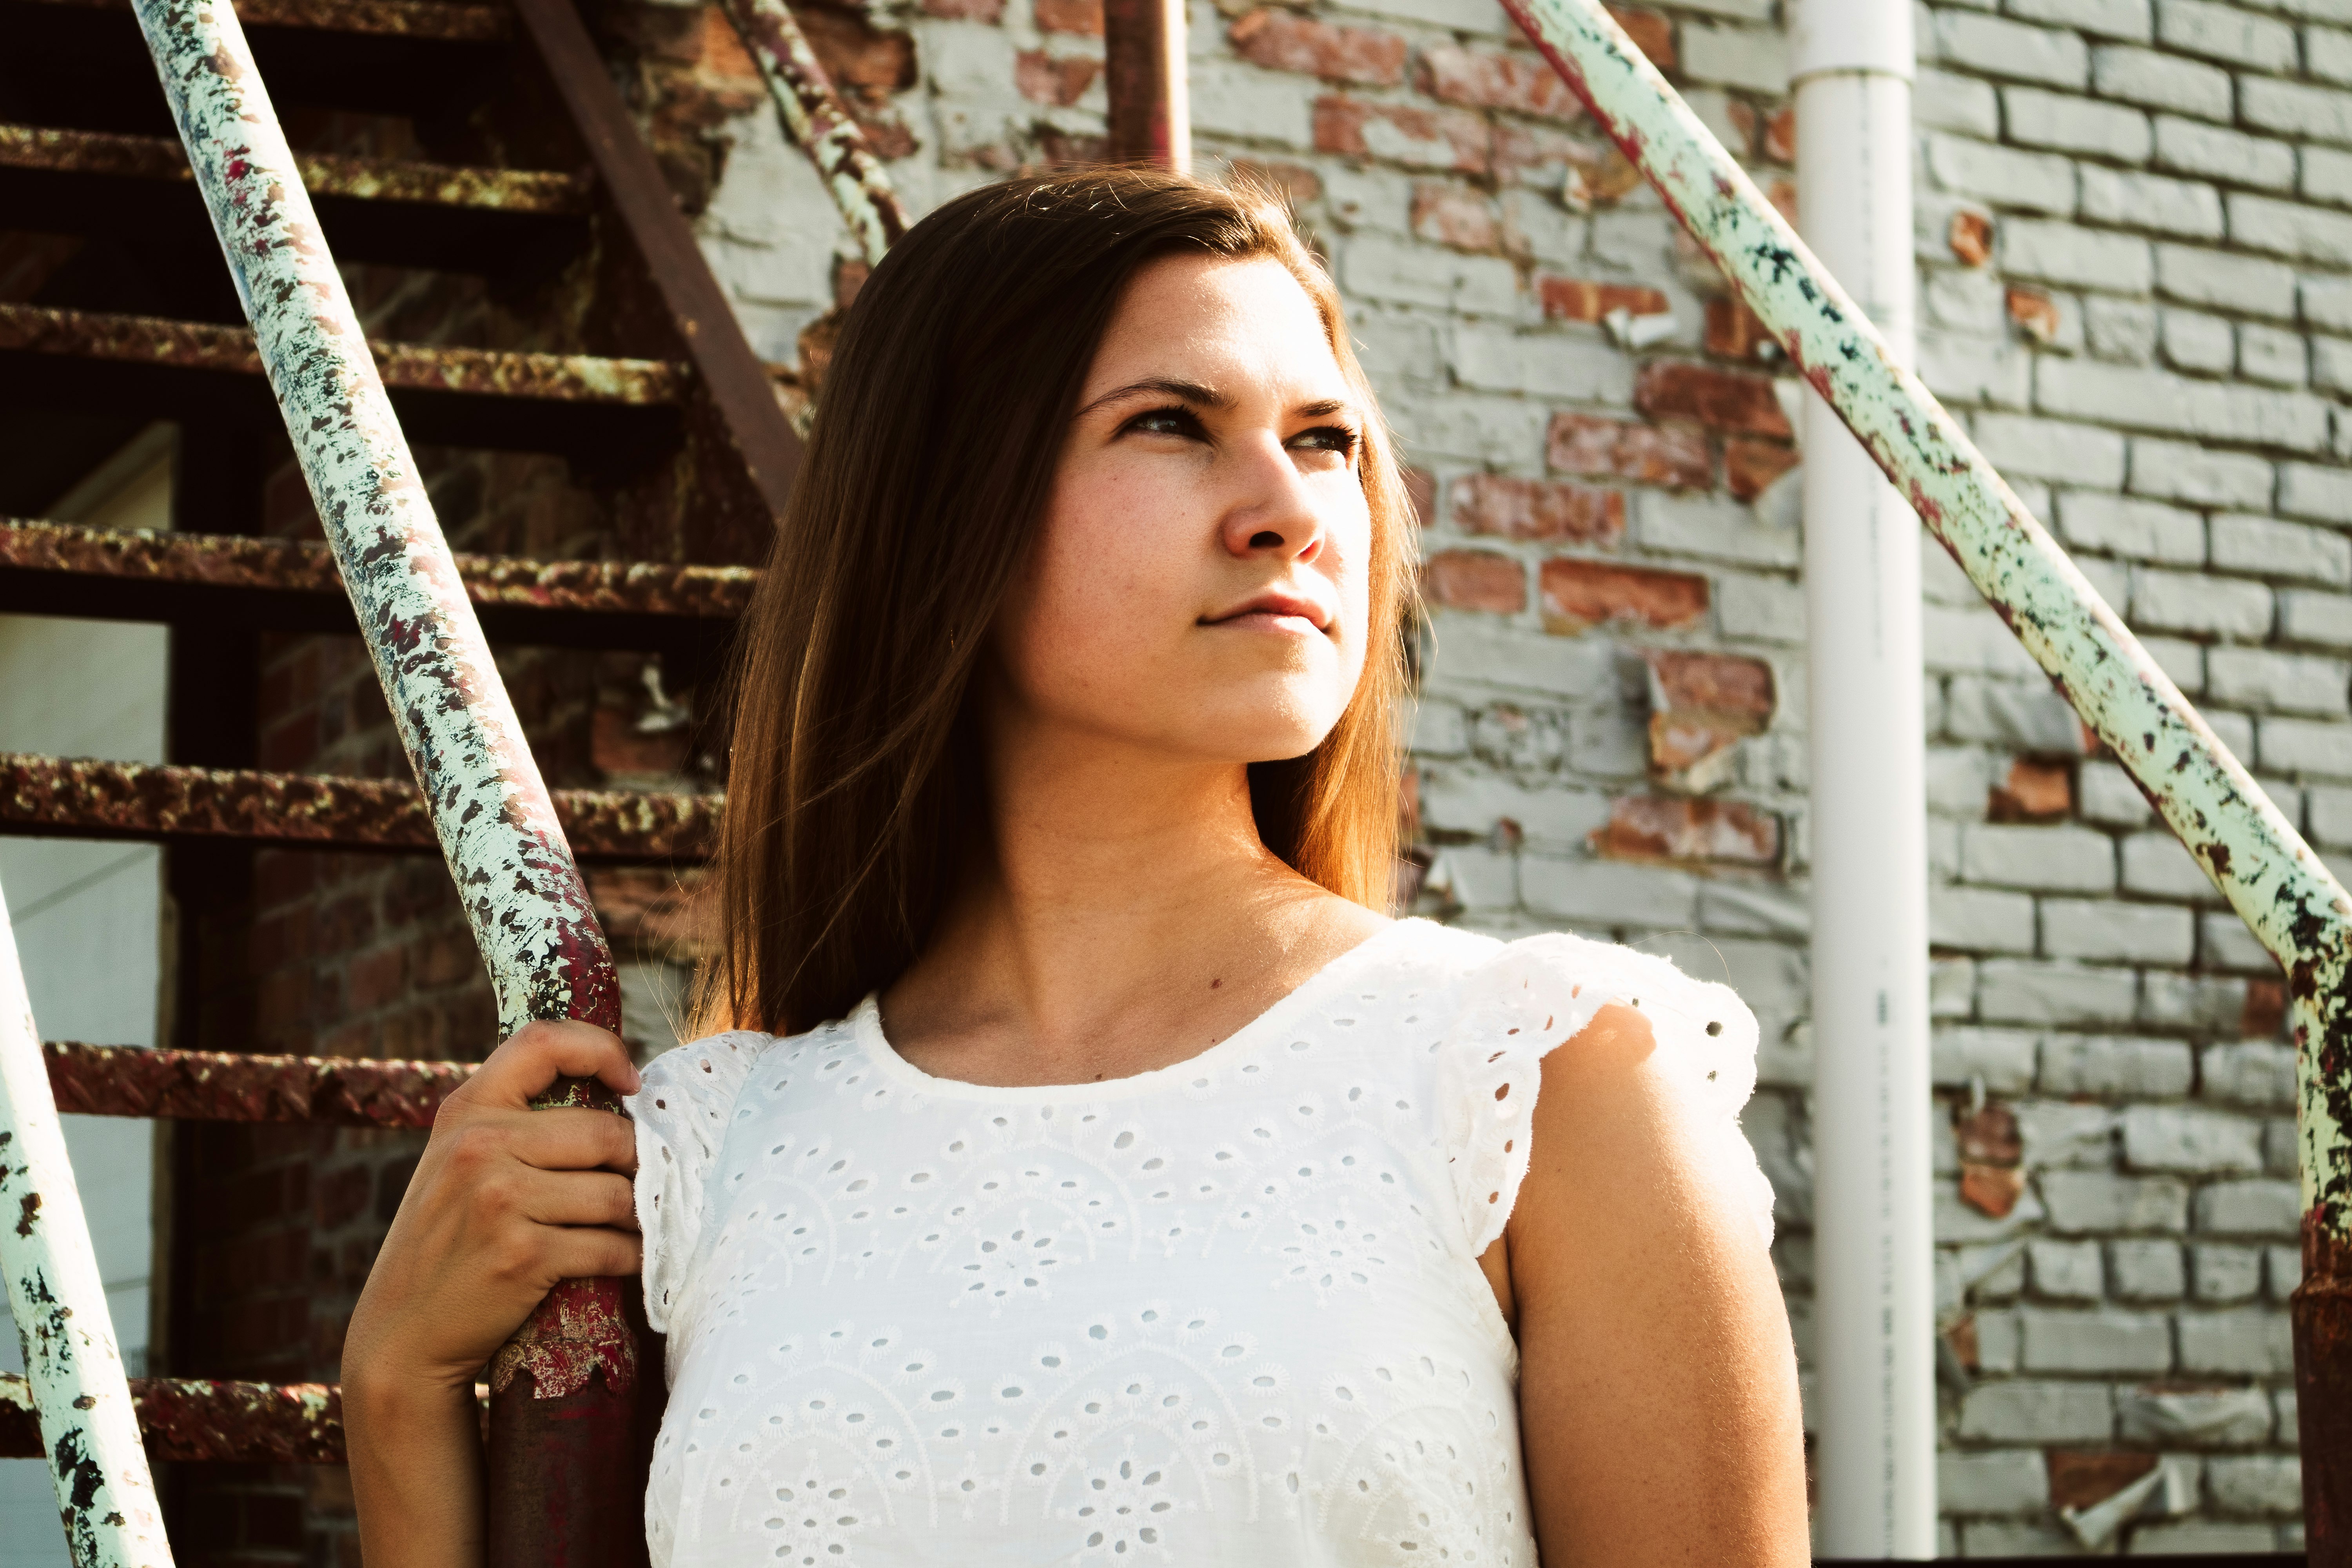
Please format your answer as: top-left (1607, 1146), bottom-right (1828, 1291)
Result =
top-left (848, 918), bottom-right (1425, 1103)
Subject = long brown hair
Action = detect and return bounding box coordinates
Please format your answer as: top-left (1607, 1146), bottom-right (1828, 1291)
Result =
top-left (699, 167), bottom-right (1416, 1036)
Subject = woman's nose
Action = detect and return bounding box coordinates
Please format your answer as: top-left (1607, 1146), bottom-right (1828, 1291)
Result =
top-left (1220, 439), bottom-right (1327, 563)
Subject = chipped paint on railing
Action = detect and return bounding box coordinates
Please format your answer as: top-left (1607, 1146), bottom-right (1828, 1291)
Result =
top-left (0, 880), bottom-right (170, 1566)
top-left (0, 123), bottom-right (589, 213)
top-left (45, 1042), bottom-right (474, 1126)
top-left (1, 1372), bottom-right (346, 1465)
top-left (720, 0), bottom-right (908, 267)
top-left (0, 519), bottom-right (758, 618)
top-left (1496, 0), bottom-right (2352, 1543)
top-left (0, 754), bottom-right (721, 861)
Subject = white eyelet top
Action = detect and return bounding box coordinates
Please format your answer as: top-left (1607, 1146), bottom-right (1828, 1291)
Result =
top-left (626, 919), bottom-right (1771, 1568)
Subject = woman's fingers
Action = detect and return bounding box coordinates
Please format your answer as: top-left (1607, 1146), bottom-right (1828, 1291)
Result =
top-left (505, 1106), bottom-right (641, 1176)
top-left (515, 1168), bottom-right (639, 1232)
top-left (540, 1227), bottom-right (643, 1285)
top-left (461, 1019), bottom-right (640, 1110)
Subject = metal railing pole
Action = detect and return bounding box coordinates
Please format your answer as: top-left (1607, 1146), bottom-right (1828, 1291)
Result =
top-left (1495, 0), bottom-right (2352, 1553)
top-left (718, 0), bottom-right (910, 268)
top-left (129, 2), bottom-right (645, 1564)
top-left (1103, 0), bottom-right (1190, 171)
top-left (0, 874), bottom-right (172, 1568)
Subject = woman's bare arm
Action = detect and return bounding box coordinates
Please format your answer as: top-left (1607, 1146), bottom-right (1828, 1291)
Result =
top-left (1488, 1002), bottom-right (1808, 1566)
top-left (342, 1021), bottom-right (644, 1568)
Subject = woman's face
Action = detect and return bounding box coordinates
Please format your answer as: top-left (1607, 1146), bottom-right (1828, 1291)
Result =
top-left (993, 252), bottom-right (1375, 770)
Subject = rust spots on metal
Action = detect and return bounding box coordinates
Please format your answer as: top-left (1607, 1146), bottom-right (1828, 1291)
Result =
top-left (0, 519), bottom-right (756, 618)
top-left (0, 754), bottom-right (719, 861)
top-left (44, 1041), bottom-right (472, 1126)
top-left (719, 0), bottom-right (909, 265)
top-left (488, 1277), bottom-right (637, 1401)
top-left (1, 1372), bottom-right (345, 1463)
top-left (0, 303), bottom-right (681, 405)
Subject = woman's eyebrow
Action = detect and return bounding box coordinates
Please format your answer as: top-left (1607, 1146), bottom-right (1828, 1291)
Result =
top-left (1076, 376), bottom-right (1229, 419)
top-left (1294, 398), bottom-right (1355, 420)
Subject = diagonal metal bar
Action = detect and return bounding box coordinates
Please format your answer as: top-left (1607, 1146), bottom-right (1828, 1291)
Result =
top-left (718, 0), bottom-right (908, 267)
top-left (45, 1042), bottom-right (474, 1126)
top-left (129, 0), bottom-right (647, 1562)
top-left (0, 877), bottom-right (171, 1566)
top-left (1, 1372), bottom-right (345, 1465)
top-left (1495, 0), bottom-right (2352, 1552)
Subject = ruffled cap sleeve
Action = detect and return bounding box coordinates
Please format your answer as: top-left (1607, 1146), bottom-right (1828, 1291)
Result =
top-left (625, 1031), bottom-right (769, 1337)
top-left (1435, 933), bottom-right (1773, 1257)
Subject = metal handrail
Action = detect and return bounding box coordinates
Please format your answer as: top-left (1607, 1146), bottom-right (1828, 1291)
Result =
top-left (1496, 0), bottom-right (2351, 1551)
top-left (719, 0), bottom-right (909, 267)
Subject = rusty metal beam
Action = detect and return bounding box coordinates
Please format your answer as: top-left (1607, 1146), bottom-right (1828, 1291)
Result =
top-left (1, 1373), bottom-right (345, 1465)
top-left (510, 0), bottom-right (804, 526)
top-left (1102, 0), bottom-right (1189, 171)
top-left (718, 0), bottom-right (909, 266)
top-left (0, 755), bottom-right (718, 861)
top-left (45, 1041), bottom-right (474, 1125)
top-left (1497, 0), bottom-right (2352, 1554)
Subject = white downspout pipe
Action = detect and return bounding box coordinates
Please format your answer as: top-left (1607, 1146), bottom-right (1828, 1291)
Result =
top-left (1791, 0), bottom-right (1937, 1556)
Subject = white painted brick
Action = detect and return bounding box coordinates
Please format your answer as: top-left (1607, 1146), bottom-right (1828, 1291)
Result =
top-left (2038, 358), bottom-right (2327, 448)
top-left (2084, 294), bottom-right (2159, 361)
top-left (1958, 1520), bottom-right (2082, 1557)
top-left (1962, 823), bottom-right (2116, 891)
top-left (2215, 515), bottom-right (2352, 588)
top-left (2209, 645), bottom-right (2351, 714)
top-left (2000, 218), bottom-right (2150, 290)
top-left (2042, 896), bottom-right (2196, 961)
top-left (1519, 856), bottom-right (1698, 927)
top-left (2241, 322), bottom-right (2310, 387)
top-left (2196, 1178), bottom-right (2302, 1236)
top-left (1385, 392), bottom-right (1550, 466)
top-left (1698, 877), bottom-right (1809, 938)
top-left (2110, 1238), bottom-right (2188, 1299)
top-left (1978, 960), bottom-right (2141, 1025)
top-left (2091, 43), bottom-right (2234, 119)
top-left (2010, 0), bottom-right (2151, 37)
top-left (1343, 233), bottom-right (1519, 314)
top-left (1933, 1025), bottom-right (2042, 1092)
top-left (2027, 1238), bottom-right (2106, 1300)
top-left (1934, 884), bottom-right (2038, 951)
top-left (1635, 491), bottom-right (1800, 568)
top-left (2259, 713), bottom-right (2352, 775)
top-left (2078, 166), bottom-right (2224, 240)
top-left (2244, 76), bottom-right (2352, 146)
top-left (2123, 1105), bottom-right (2267, 1173)
top-left (2317, 23), bottom-right (2352, 84)
top-left (2230, 191), bottom-right (2352, 266)
top-left (2054, 491), bottom-right (2204, 563)
top-left (2041, 1032), bottom-right (2195, 1094)
top-left (2156, 0), bottom-right (2299, 65)
top-left (2120, 828), bottom-right (2220, 900)
top-left (2277, 1384), bottom-right (2300, 1448)
top-left (1925, 605), bottom-right (2048, 677)
top-left (2305, 143), bottom-right (2352, 212)
top-left (1971, 411), bottom-right (2126, 487)
top-left (1449, 322), bottom-right (1632, 401)
top-left (2131, 1521), bottom-right (2281, 1554)
top-left (1715, 572), bottom-right (1804, 642)
top-left (1188, 57), bottom-right (1315, 144)
top-left (2307, 273), bottom-right (2352, 332)
top-left (2279, 461), bottom-right (2352, 523)
top-left (2265, 1116), bottom-right (2299, 1177)
top-left (2041, 1168), bottom-right (2191, 1231)
top-left (1918, 64), bottom-right (2002, 134)
top-left (2316, 334), bottom-right (2352, 396)
top-left (1933, 10), bottom-right (2091, 83)
top-left (2269, 1244), bottom-right (2303, 1299)
top-left (1918, 328), bottom-right (2035, 407)
top-left (2020, 1306), bottom-right (2176, 1371)
top-left (2201, 911), bottom-right (2281, 973)
top-left (2133, 439), bottom-right (2277, 507)
top-left (2279, 588), bottom-right (2352, 649)
top-left (2141, 633), bottom-right (2207, 693)
top-left (1939, 1181), bottom-right (2047, 1244)
top-left (1420, 771), bottom-right (1614, 844)
top-left (2207, 1454), bottom-right (2305, 1515)
top-left (2314, 780), bottom-right (2352, 843)
top-left (2192, 1241), bottom-right (2265, 1303)
top-left (2131, 568), bottom-right (2276, 638)
top-left (2019, 1099), bottom-right (2121, 1165)
top-left (1924, 134), bottom-right (2078, 214)
top-left (2154, 118), bottom-right (2300, 195)
top-left (1679, 20), bottom-right (1789, 91)
top-left (1341, 0), bottom-right (1518, 30)
top-left (2003, 86), bottom-right (2152, 160)
top-left (2179, 1306), bottom-right (2296, 1374)
top-left (2154, 244), bottom-right (2296, 322)
top-left (2080, 759), bottom-right (2157, 825)
top-left (1937, 1448), bottom-right (2051, 1514)
top-left (2285, 0), bottom-right (2352, 24)
top-left (2163, 307), bottom-right (2237, 374)
top-left (1955, 1379), bottom-right (2115, 1443)
top-left (2117, 1383), bottom-right (2273, 1444)
top-left (2142, 969), bottom-right (2250, 1030)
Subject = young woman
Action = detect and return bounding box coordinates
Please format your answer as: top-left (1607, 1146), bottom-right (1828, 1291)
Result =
top-left (345, 168), bottom-right (1807, 1566)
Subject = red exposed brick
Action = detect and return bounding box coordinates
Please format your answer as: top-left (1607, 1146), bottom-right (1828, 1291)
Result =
top-left (1949, 210), bottom-right (1993, 267)
top-left (1763, 105), bottom-right (1795, 163)
top-left (794, 6), bottom-right (917, 95)
top-left (1419, 44), bottom-right (1584, 120)
top-left (1453, 475), bottom-right (1625, 543)
top-left (1411, 183), bottom-right (1501, 252)
top-left (1034, 0), bottom-right (1102, 34)
top-left (1423, 550), bottom-right (1528, 613)
top-left (1723, 437), bottom-right (1798, 502)
top-left (1944, 1314), bottom-right (1980, 1372)
top-left (833, 257), bottom-right (870, 312)
top-left (319, 1166), bottom-right (370, 1230)
top-left (1724, 98), bottom-right (1760, 158)
top-left (1539, 558), bottom-right (1708, 633)
top-left (1312, 96), bottom-right (1489, 173)
top-left (1644, 650), bottom-right (1774, 725)
top-left (592, 704), bottom-right (692, 776)
top-left (1607, 5), bottom-right (1674, 67)
top-left (695, 8), bottom-right (760, 79)
top-left (1955, 1101), bottom-right (2022, 1165)
top-left (2007, 287), bottom-right (2060, 345)
top-left (1228, 158), bottom-right (1324, 205)
top-left (1960, 1163), bottom-right (2025, 1217)
top-left (346, 946), bottom-right (407, 1013)
top-left (1591, 794), bottom-right (1779, 864)
top-left (1227, 9), bottom-right (1405, 84)
top-left (1016, 49), bottom-right (1100, 105)
top-left (1989, 758), bottom-right (2071, 820)
top-left (1649, 714), bottom-right (1742, 783)
top-left (2048, 1451), bottom-right (2158, 1512)
top-left (1546, 412), bottom-right (1710, 490)
top-left (1401, 466), bottom-right (1436, 527)
top-left (1704, 294), bottom-right (1774, 362)
top-left (1636, 361), bottom-right (1791, 437)
top-left (1539, 276), bottom-right (1669, 323)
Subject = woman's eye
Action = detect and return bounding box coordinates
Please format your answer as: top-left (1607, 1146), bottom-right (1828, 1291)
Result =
top-left (1289, 425), bottom-right (1359, 459)
top-left (1123, 406), bottom-right (1204, 439)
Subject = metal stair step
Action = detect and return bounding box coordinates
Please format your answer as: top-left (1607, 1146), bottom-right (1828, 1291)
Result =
top-left (46, 1040), bottom-right (475, 1125)
top-left (0, 123), bottom-right (590, 273)
top-left (1, 1372), bottom-right (343, 1463)
top-left (0, 754), bottom-right (718, 860)
top-left (0, 303), bottom-right (686, 458)
top-left (0, 520), bottom-right (755, 652)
